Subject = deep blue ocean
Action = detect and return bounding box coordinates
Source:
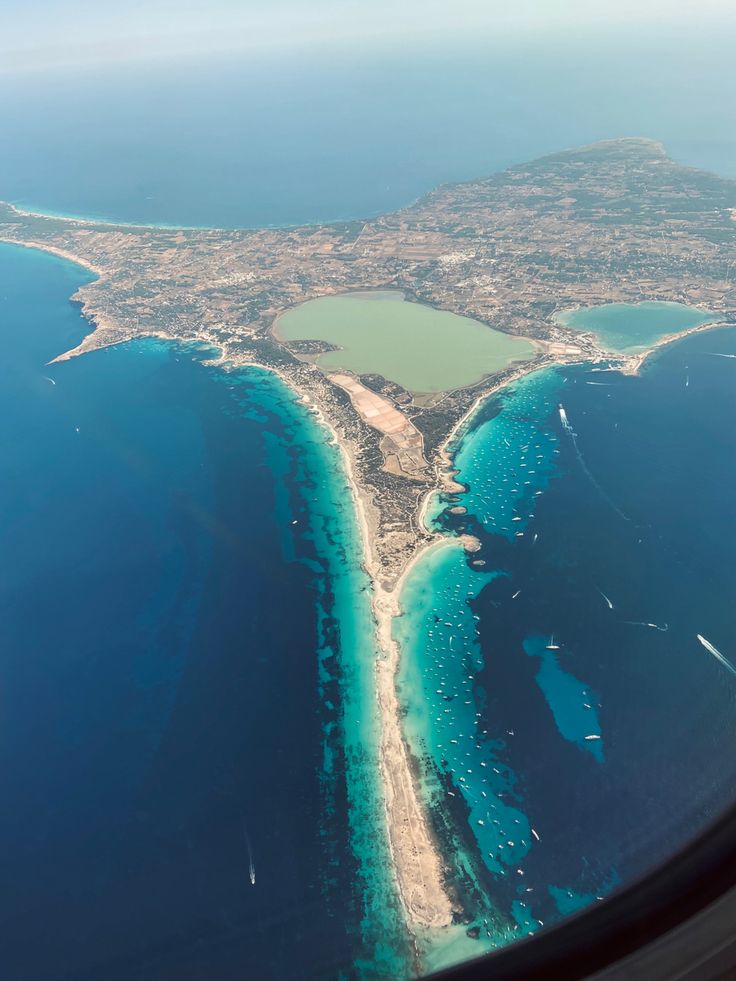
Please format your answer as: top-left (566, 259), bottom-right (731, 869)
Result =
top-left (1, 31), bottom-right (736, 979)
top-left (401, 332), bottom-right (736, 953)
top-left (0, 31), bottom-right (734, 227)
top-left (482, 334), bottom-right (736, 906)
top-left (0, 244), bottom-right (405, 979)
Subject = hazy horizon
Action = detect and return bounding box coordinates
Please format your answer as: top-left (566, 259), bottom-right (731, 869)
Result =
top-left (2, 0), bottom-right (736, 74)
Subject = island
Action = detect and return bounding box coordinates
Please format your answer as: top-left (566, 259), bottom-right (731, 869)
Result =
top-left (2, 137), bottom-right (735, 947)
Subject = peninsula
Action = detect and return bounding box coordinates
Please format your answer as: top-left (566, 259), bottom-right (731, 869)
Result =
top-left (2, 138), bottom-right (735, 946)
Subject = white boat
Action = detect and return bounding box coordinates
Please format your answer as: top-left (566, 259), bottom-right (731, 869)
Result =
top-left (546, 635), bottom-right (560, 650)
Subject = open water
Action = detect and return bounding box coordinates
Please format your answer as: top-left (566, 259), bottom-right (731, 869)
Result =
top-left (1, 29), bottom-right (736, 980)
top-left (0, 243), bottom-right (406, 979)
top-left (0, 31), bottom-right (735, 227)
top-left (398, 328), bottom-right (736, 958)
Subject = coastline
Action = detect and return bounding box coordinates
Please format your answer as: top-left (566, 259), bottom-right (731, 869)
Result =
top-left (3, 199), bottom-right (377, 235)
top-left (4, 235), bottom-right (458, 940)
top-left (3, 224), bottom-right (735, 967)
top-left (0, 237), bottom-right (103, 277)
top-left (4, 201), bottom-right (207, 233)
top-left (618, 318), bottom-right (732, 373)
top-left (9, 240), bottom-right (428, 958)
top-left (261, 357), bottom-right (459, 933)
top-left (379, 312), bottom-right (736, 954)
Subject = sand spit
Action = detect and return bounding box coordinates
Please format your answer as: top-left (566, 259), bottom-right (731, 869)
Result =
top-left (618, 318), bottom-right (732, 374)
top-left (3, 229), bottom-right (734, 960)
top-left (332, 423), bottom-right (457, 931)
top-left (213, 353), bottom-right (457, 933)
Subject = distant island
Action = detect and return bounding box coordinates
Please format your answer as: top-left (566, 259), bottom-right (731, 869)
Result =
top-left (2, 137), bottom-right (735, 946)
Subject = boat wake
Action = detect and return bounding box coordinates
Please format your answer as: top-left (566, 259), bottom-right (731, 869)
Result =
top-left (596, 588), bottom-right (614, 610)
top-left (558, 404), bottom-right (633, 524)
top-left (697, 634), bottom-right (736, 678)
top-left (243, 823), bottom-right (256, 885)
top-left (623, 620), bottom-right (669, 632)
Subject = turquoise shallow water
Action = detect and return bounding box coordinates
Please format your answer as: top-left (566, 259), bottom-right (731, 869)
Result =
top-left (2, 30), bottom-right (736, 977)
top-left (523, 636), bottom-right (603, 764)
top-left (396, 370), bottom-right (580, 955)
top-left (397, 328), bottom-right (736, 958)
top-left (0, 242), bottom-right (408, 980)
top-left (395, 542), bottom-right (528, 959)
top-left (554, 301), bottom-right (716, 352)
top-left (404, 369), bottom-right (573, 807)
top-left (234, 368), bottom-right (409, 979)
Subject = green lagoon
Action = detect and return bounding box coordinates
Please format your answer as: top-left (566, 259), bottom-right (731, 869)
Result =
top-left (276, 291), bottom-right (535, 393)
top-left (554, 300), bottom-right (716, 353)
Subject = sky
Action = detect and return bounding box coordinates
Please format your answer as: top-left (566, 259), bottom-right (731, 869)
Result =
top-left (1, 0), bottom-right (734, 73)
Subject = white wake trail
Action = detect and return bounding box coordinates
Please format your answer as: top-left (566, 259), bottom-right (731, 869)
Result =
top-left (558, 404), bottom-right (632, 524)
top-left (697, 634), bottom-right (736, 678)
top-left (596, 588), bottom-right (614, 610)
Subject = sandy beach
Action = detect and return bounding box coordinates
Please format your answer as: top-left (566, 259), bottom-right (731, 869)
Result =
top-left (311, 397), bottom-right (458, 931)
top-left (5, 231), bottom-right (733, 953)
top-left (618, 318), bottom-right (731, 374)
top-left (0, 238), bottom-right (103, 277)
top-left (356, 314), bottom-right (734, 943)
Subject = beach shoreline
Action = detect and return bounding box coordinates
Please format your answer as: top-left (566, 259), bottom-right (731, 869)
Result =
top-left (0, 237), bottom-right (103, 277)
top-left (251, 358), bottom-right (461, 935)
top-left (3, 227), bottom-right (735, 967)
top-left (618, 318), bottom-right (732, 373)
top-left (6, 231), bottom-right (477, 942)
